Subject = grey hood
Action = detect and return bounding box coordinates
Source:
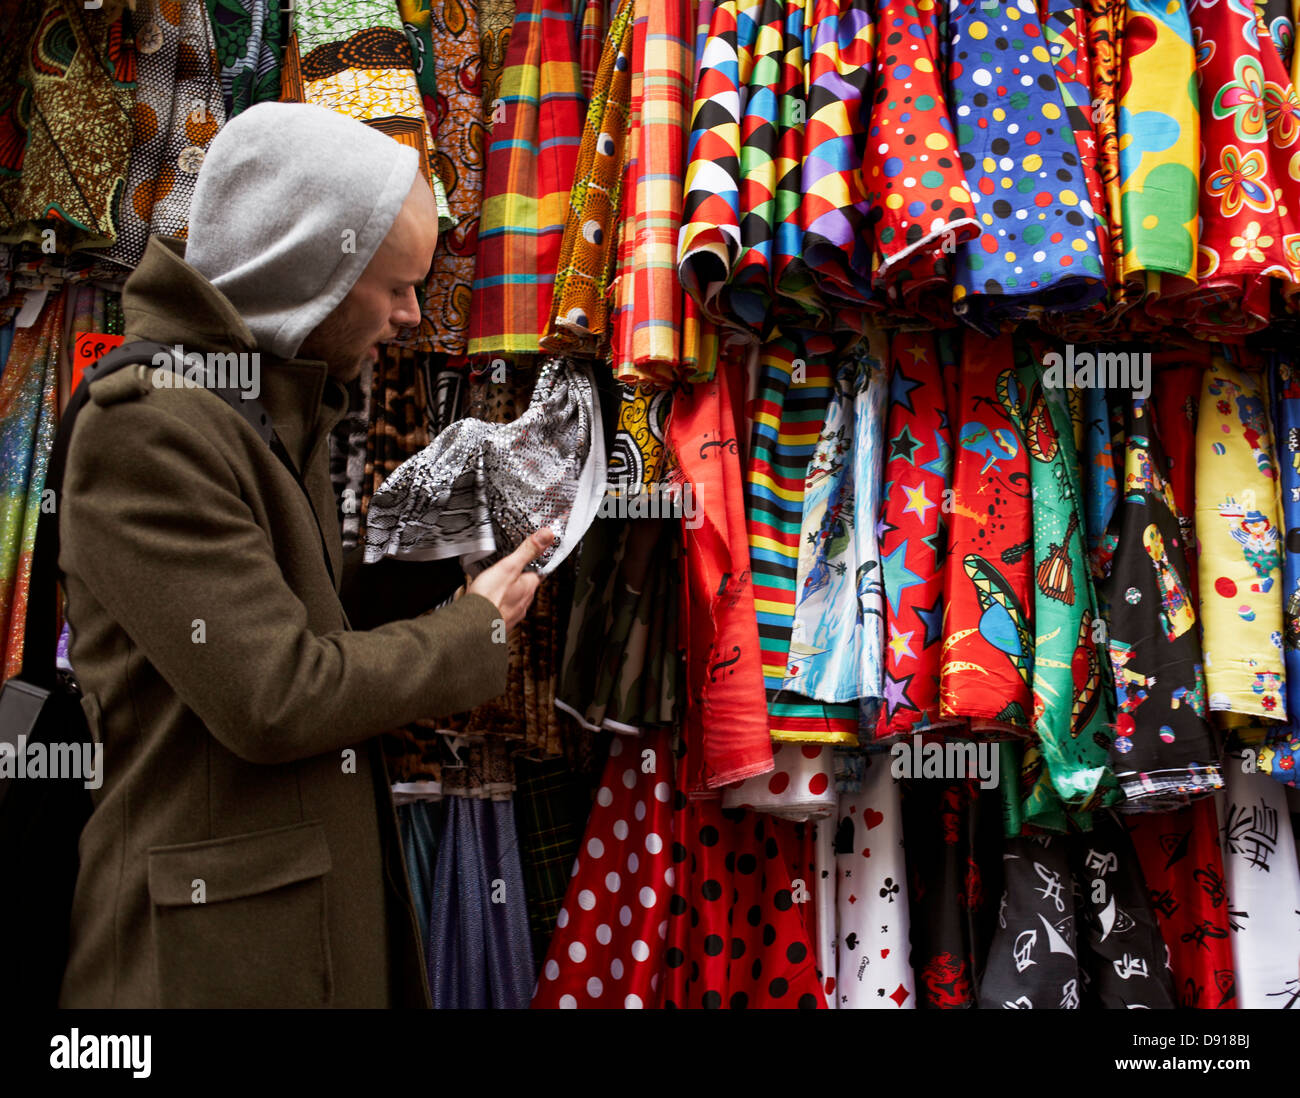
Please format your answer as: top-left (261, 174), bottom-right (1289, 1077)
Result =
top-left (184, 101), bottom-right (420, 359)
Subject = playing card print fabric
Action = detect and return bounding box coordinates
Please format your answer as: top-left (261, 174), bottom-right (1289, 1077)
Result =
top-left (833, 755), bottom-right (914, 1008)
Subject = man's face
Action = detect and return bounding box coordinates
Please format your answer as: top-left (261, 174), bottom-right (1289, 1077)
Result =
top-left (298, 174), bottom-right (439, 382)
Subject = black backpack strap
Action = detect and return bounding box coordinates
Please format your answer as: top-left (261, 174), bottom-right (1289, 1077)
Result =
top-left (20, 340), bottom-right (337, 689)
top-left (20, 340), bottom-right (179, 690)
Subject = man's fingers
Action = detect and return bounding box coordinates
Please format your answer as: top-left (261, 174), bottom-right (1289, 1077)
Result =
top-left (501, 527), bottom-right (556, 574)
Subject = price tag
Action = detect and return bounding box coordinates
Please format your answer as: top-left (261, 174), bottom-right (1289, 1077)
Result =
top-left (72, 332), bottom-right (126, 396)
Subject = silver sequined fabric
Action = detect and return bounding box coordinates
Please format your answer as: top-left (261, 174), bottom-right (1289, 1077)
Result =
top-left (362, 357), bottom-right (604, 574)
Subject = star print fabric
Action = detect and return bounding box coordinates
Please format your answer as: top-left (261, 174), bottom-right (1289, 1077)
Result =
top-left (876, 329), bottom-right (958, 739)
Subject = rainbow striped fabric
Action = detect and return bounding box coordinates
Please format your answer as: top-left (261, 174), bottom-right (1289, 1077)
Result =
top-left (745, 331), bottom-right (859, 742)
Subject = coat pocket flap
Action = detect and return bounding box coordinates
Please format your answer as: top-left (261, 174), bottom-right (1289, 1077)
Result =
top-left (147, 821), bottom-right (331, 907)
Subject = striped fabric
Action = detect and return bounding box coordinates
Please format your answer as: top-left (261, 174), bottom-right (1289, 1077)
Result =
top-left (611, 0), bottom-right (696, 384)
top-left (578, 0), bottom-right (606, 97)
top-left (468, 0), bottom-right (585, 357)
top-left (746, 332), bottom-right (859, 742)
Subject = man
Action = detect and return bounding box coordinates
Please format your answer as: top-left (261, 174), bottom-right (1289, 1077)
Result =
top-left (56, 102), bottom-right (548, 1007)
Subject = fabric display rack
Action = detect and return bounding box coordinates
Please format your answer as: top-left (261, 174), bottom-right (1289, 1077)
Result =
top-left (3, 0), bottom-right (1300, 1011)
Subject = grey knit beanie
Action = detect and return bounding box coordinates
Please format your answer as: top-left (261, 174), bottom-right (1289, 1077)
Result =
top-left (184, 101), bottom-right (421, 359)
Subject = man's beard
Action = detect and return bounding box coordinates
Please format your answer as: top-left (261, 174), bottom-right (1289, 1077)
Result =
top-left (302, 311), bottom-right (374, 379)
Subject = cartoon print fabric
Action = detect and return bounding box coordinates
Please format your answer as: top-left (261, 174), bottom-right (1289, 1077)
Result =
top-left (1104, 393), bottom-right (1222, 807)
top-left (1196, 355), bottom-right (1287, 721)
top-left (784, 333), bottom-right (887, 707)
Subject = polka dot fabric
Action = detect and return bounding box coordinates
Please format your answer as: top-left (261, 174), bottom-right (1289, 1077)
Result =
top-left (721, 742), bottom-right (838, 820)
top-left (531, 730), bottom-right (676, 1009)
top-left (947, 0), bottom-right (1107, 332)
top-left (865, 0), bottom-right (979, 286)
top-left (663, 749), bottom-right (827, 1009)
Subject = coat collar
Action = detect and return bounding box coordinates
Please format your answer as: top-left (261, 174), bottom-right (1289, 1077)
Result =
top-left (121, 235), bottom-right (351, 469)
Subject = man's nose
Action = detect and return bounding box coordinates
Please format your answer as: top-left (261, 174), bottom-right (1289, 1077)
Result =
top-left (392, 285), bottom-right (422, 327)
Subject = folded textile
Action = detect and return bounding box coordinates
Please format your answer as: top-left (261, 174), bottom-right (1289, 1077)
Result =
top-left (363, 356), bottom-right (605, 575)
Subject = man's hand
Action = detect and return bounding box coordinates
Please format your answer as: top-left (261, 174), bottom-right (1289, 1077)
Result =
top-left (465, 528), bottom-right (555, 633)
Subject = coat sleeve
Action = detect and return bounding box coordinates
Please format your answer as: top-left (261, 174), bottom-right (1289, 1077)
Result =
top-left (59, 395), bottom-right (509, 766)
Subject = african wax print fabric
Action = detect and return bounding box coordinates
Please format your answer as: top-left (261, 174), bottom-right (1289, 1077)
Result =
top-left (396, 0), bottom-right (487, 354)
top-left (205, 0), bottom-right (286, 117)
top-left (0, 3), bottom-right (135, 251)
top-left (542, 0), bottom-right (635, 355)
top-left (290, 0), bottom-right (453, 228)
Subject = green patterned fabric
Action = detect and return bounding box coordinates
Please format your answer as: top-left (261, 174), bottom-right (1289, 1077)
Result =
top-left (1018, 336), bottom-right (1121, 831)
top-left (205, 0), bottom-right (288, 117)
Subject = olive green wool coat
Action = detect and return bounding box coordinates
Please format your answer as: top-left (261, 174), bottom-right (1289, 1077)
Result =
top-left (56, 235), bottom-right (507, 1008)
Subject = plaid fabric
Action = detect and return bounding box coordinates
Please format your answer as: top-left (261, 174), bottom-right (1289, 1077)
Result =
top-left (578, 0), bottom-right (606, 97)
top-left (468, 0), bottom-right (585, 356)
top-left (541, 0), bottom-right (636, 354)
top-left (611, 0), bottom-right (695, 384)
top-left (513, 756), bottom-right (593, 964)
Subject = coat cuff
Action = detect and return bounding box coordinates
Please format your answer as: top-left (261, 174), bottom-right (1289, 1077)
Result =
top-left (416, 591), bottom-right (509, 710)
